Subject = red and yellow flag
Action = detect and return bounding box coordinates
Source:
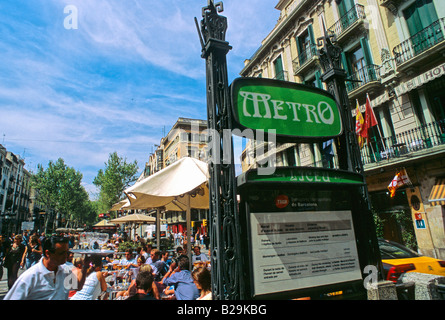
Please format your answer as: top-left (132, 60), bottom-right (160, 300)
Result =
top-left (362, 94), bottom-right (378, 140)
top-left (355, 100), bottom-right (365, 148)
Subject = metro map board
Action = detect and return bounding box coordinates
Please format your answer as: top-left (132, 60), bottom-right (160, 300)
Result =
top-left (249, 211), bottom-right (362, 297)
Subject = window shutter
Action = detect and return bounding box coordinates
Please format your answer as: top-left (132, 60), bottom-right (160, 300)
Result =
top-left (274, 56), bottom-right (284, 80)
top-left (308, 24), bottom-right (315, 45)
top-left (341, 52), bottom-right (351, 75)
top-left (315, 70), bottom-right (322, 89)
top-left (360, 37), bottom-right (373, 66)
top-left (295, 35), bottom-right (302, 56)
top-left (417, 0), bottom-right (438, 27)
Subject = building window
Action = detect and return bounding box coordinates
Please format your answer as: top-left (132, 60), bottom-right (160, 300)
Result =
top-left (337, 0), bottom-right (355, 18)
top-left (296, 25), bottom-right (316, 66)
top-left (273, 55), bottom-right (286, 80)
top-left (304, 70), bottom-right (323, 89)
top-left (426, 77), bottom-right (445, 121)
top-left (341, 38), bottom-right (377, 91)
top-left (350, 45), bottom-right (366, 80)
top-left (403, 0), bottom-right (441, 55)
top-left (404, 0), bottom-right (438, 36)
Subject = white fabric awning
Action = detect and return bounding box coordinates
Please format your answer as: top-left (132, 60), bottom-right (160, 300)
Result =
top-left (124, 157), bottom-right (209, 210)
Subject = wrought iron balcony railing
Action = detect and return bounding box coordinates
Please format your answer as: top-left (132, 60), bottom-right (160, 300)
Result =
top-left (328, 4), bottom-right (366, 39)
top-left (292, 44), bottom-right (318, 75)
top-left (299, 44), bottom-right (317, 66)
top-left (360, 119), bottom-right (445, 165)
top-left (274, 70), bottom-right (288, 81)
top-left (346, 64), bottom-right (380, 92)
top-left (393, 18), bottom-right (445, 66)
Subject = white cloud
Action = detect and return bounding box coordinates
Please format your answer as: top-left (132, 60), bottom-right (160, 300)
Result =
top-left (0, 0), bottom-right (281, 197)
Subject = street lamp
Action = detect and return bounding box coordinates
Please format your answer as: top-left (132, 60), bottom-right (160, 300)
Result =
top-left (3, 211), bottom-right (10, 235)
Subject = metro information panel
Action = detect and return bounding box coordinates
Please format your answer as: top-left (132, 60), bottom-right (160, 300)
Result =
top-left (250, 210), bottom-right (361, 296)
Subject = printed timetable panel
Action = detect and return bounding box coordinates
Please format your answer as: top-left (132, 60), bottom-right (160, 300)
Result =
top-left (249, 210), bottom-right (362, 296)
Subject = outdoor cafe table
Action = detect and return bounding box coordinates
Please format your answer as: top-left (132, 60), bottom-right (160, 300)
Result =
top-left (71, 249), bottom-right (115, 257)
top-left (103, 259), bottom-right (139, 300)
top-left (106, 274), bottom-right (130, 300)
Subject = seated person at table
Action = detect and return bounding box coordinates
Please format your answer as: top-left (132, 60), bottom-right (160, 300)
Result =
top-left (69, 257), bottom-right (84, 298)
top-left (161, 250), bottom-right (170, 267)
top-left (125, 271), bottom-right (157, 300)
top-left (162, 255), bottom-right (199, 300)
top-left (116, 264), bottom-right (160, 299)
top-left (71, 255), bottom-right (108, 300)
top-left (192, 266), bottom-right (212, 300)
top-left (192, 246), bottom-right (209, 265)
top-left (121, 250), bottom-right (138, 268)
top-left (174, 246), bottom-right (184, 260)
top-left (144, 244), bottom-right (153, 264)
top-left (150, 249), bottom-right (168, 281)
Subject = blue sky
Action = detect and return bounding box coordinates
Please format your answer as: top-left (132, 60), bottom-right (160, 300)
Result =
top-left (0, 0), bottom-right (280, 198)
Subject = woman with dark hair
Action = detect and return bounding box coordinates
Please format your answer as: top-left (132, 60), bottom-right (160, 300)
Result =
top-left (21, 235), bottom-right (42, 269)
top-left (4, 235), bottom-right (26, 290)
top-left (70, 255), bottom-right (107, 300)
top-left (192, 266), bottom-right (212, 300)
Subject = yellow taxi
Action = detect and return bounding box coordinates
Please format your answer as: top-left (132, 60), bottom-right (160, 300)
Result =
top-left (379, 239), bottom-right (445, 282)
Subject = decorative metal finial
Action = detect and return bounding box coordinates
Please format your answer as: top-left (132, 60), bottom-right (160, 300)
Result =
top-left (200, 1), bottom-right (227, 43)
top-left (317, 19), bottom-right (343, 74)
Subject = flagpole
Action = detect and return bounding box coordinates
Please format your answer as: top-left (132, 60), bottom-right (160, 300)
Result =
top-left (367, 93), bottom-right (387, 153)
top-left (367, 137), bottom-right (377, 162)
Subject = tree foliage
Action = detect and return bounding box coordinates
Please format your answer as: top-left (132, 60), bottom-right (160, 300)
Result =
top-left (31, 158), bottom-right (95, 228)
top-left (93, 152), bottom-right (139, 213)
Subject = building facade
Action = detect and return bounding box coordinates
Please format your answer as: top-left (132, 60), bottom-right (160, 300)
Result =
top-left (144, 118), bottom-right (209, 176)
top-left (240, 0), bottom-right (445, 259)
top-left (0, 145), bottom-right (33, 235)
top-left (141, 118), bottom-right (209, 237)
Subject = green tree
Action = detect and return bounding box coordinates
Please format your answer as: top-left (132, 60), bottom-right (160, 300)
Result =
top-left (32, 158), bottom-right (95, 232)
top-left (93, 152), bottom-right (139, 214)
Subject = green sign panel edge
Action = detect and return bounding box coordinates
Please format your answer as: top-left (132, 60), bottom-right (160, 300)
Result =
top-left (237, 167), bottom-right (365, 186)
top-left (230, 77), bottom-right (344, 140)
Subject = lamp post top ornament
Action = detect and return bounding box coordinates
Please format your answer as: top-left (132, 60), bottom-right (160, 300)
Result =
top-left (317, 19), bottom-right (343, 75)
top-left (200, 0), bottom-right (227, 43)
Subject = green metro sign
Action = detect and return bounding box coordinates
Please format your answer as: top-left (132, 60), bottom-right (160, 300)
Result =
top-left (230, 78), bottom-right (343, 140)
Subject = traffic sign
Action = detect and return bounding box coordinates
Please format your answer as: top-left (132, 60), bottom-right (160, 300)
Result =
top-left (416, 219), bottom-right (426, 229)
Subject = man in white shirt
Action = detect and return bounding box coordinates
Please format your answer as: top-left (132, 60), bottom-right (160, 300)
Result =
top-left (192, 246), bottom-right (209, 265)
top-left (4, 236), bottom-right (88, 300)
top-left (121, 250), bottom-right (138, 268)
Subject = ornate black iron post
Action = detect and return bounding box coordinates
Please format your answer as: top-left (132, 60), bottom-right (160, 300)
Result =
top-left (317, 26), bottom-right (363, 174)
top-left (317, 26), bottom-right (384, 280)
top-left (196, 1), bottom-right (244, 300)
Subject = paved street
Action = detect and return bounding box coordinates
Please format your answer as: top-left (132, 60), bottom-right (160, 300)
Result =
top-left (0, 266), bottom-right (24, 300)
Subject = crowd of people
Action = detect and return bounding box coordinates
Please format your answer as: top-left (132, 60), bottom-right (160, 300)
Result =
top-left (0, 230), bottom-right (212, 301)
top-left (173, 231), bottom-right (210, 250)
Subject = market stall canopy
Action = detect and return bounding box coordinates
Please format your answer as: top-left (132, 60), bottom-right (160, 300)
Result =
top-left (428, 178), bottom-right (445, 206)
top-left (55, 228), bottom-right (76, 233)
top-left (124, 157), bottom-right (209, 210)
top-left (109, 213), bottom-right (156, 225)
top-left (110, 199), bottom-right (130, 211)
top-left (92, 219), bottom-right (117, 230)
